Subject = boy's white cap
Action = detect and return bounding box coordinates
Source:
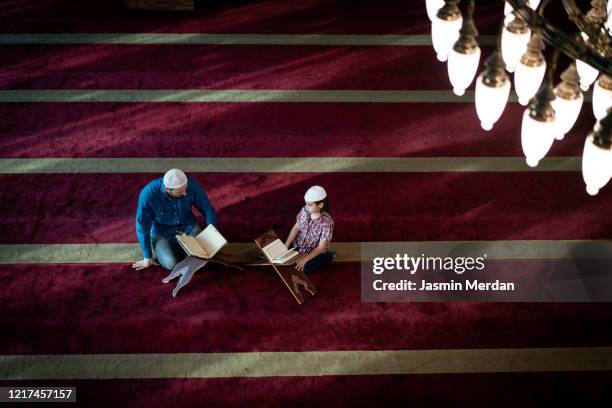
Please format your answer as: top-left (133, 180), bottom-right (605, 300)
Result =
top-left (304, 185), bottom-right (327, 202)
top-left (163, 168), bottom-right (188, 189)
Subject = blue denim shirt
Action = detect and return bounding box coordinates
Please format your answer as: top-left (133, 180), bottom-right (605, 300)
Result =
top-left (135, 176), bottom-right (218, 258)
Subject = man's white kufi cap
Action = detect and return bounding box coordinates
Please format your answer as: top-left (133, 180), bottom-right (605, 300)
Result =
top-left (163, 168), bottom-right (188, 189)
top-left (304, 185), bottom-right (327, 202)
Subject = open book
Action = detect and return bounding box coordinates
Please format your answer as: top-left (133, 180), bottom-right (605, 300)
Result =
top-left (176, 224), bottom-right (227, 259)
top-left (261, 239), bottom-right (301, 265)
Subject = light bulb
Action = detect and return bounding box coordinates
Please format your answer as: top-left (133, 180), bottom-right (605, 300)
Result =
top-left (592, 75), bottom-right (612, 121)
top-left (576, 59), bottom-right (599, 91)
top-left (501, 21), bottom-right (531, 73)
top-left (426, 0), bottom-right (445, 21)
top-left (432, 14), bottom-right (463, 62)
top-left (552, 63), bottom-right (583, 140)
top-left (582, 134), bottom-right (612, 196)
top-left (504, 1), bottom-right (513, 16)
top-left (475, 74), bottom-right (511, 131)
top-left (521, 109), bottom-right (557, 167)
top-left (515, 33), bottom-right (546, 105)
top-left (529, 0), bottom-right (542, 10)
top-left (515, 62), bottom-right (546, 105)
top-left (551, 94), bottom-right (583, 140)
top-left (448, 47), bottom-right (481, 96)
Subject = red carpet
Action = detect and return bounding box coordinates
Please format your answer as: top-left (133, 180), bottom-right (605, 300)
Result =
top-left (0, 103), bottom-right (594, 158)
top-left (2, 262), bottom-right (612, 354)
top-left (1, 172), bottom-right (611, 244)
top-left (1, 0), bottom-right (611, 406)
top-left (1, 44), bottom-right (483, 90)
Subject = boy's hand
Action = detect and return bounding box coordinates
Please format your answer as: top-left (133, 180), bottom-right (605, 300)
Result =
top-left (295, 258), bottom-right (307, 272)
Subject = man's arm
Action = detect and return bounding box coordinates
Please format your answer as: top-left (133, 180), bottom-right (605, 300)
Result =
top-left (134, 189), bottom-right (154, 260)
top-left (192, 181), bottom-right (218, 227)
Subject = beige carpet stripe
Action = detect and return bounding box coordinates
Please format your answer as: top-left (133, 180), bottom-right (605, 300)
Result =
top-left (0, 33), bottom-right (497, 46)
top-left (2, 347), bottom-right (612, 379)
top-left (0, 157), bottom-right (583, 173)
top-left (0, 89), bottom-right (554, 103)
top-left (0, 89), bottom-right (593, 103)
top-left (1, 240), bottom-right (610, 264)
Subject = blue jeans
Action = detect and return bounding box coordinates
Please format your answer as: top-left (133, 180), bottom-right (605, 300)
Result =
top-left (152, 224), bottom-right (202, 271)
top-left (303, 250), bottom-right (336, 275)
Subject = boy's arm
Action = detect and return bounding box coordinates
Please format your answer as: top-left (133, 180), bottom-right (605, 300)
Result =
top-left (294, 220), bottom-right (332, 271)
top-left (295, 240), bottom-right (328, 268)
top-left (284, 223), bottom-right (300, 248)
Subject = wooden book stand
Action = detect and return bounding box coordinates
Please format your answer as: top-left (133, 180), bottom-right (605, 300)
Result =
top-left (162, 251), bottom-right (242, 298)
top-left (254, 230), bottom-right (317, 305)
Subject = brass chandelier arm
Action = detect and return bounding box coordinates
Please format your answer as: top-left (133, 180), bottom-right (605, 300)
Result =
top-left (561, 0), bottom-right (589, 30)
top-left (563, 0), bottom-right (607, 38)
top-left (506, 0), bottom-right (612, 76)
top-left (563, 0), bottom-right (610, 55)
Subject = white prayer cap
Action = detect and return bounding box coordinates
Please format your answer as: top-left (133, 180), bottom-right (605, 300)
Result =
top-left (163, 168), bottom-right (188, 189)
top-left (304, 185), bottom-right (327, 202)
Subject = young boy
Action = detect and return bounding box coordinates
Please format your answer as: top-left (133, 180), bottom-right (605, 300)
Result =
top-left (284, 185), bottom-right (336, 275)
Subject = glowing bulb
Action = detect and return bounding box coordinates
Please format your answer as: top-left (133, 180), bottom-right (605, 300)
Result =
top-left (576, 59), bottom-right (599, 91)
top-left (448, 47), bottom-right (481, 96)
top-left (426, 0), bottom-right (445, 21)
top-left (521, 109), bottom-right (557, 167)
top-left (501, 23), bottom-right (531, 73)
top-left (515, 61), bottom-right (546, 105)
top-left (551, 92), bottom-right (583, 139)
top-left (475, 74), bottom-right (511, 131)
top-left (432, 14), bottom-right (463, 62)
top-left (592, 75), bottom-right (612, 121)
top-left (582, 134), bottom-right (612, 196)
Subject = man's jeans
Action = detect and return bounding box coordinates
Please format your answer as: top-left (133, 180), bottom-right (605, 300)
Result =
top-left (152, 224), bottom-right (202, 271)
top-left (303, 250), bottom-right (336, 275)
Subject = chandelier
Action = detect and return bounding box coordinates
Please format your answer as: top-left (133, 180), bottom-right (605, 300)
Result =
top-left (427, 0), bottom-right (612, 195)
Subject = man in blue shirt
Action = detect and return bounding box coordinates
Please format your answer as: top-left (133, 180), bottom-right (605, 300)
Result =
top-left (132, 169), bottom-right (218, 271)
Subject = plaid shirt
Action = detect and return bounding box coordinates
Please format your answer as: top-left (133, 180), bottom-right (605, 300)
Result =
top-left (295, 206), bottom-right (334, 253)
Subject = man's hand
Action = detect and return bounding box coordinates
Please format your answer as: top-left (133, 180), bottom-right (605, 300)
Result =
top-left (132, 258), bottom-right (157, 270)
top-left (295, 258), bottom-right (307, 272)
